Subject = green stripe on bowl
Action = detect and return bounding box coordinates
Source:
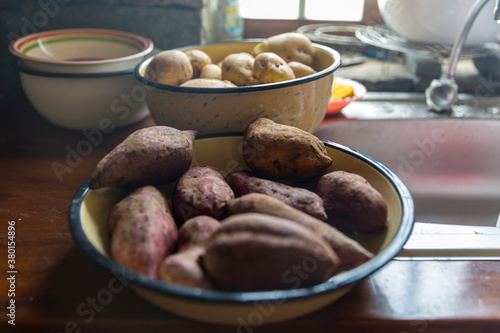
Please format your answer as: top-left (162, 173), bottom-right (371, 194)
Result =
top-left (22, 35), bottom-right (143, 54)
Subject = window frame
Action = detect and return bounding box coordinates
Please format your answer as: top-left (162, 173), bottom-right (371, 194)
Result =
top-left (242, 0), bottom-right (383, 38)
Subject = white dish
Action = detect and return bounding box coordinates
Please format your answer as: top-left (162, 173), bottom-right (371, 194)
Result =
top-left (378, 0), bottom-right (500, 46)
top-left (18, 62), bottom-right (150, 130)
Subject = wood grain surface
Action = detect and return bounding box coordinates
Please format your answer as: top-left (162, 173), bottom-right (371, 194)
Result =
top-left (1, 96), bottom-right (499, 333)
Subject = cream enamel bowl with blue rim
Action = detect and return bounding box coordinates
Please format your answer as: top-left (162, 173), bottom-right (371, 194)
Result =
top-left (9, 28), bottom-right (154, 74)
top-left (68, 134), bottom-right (414, 325)
top-left (134, 40), bottom-right (341, 135)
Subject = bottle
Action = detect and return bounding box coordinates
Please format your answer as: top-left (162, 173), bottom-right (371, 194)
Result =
top-left (203, 0), bottom-right (244, 43)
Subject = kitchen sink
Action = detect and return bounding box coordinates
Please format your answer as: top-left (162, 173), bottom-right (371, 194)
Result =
top-left (338, 92), bottom-right (500, 120)
top-left (314, 93), bottom-right (500, 258)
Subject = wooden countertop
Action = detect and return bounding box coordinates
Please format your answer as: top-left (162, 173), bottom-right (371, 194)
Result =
top-left (1, 95), bottom-right (500, 333)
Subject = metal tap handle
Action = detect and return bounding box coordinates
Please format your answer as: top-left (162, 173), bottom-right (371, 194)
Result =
top-left (495, 0), bottom-right (500, 20)
top-left (426, 0), bottom-right (493, 112)
top-left (445, 0), bottom-right (492, 80)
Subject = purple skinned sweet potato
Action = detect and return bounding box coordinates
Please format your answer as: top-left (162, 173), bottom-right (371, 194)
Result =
top-left (159, 215), bottom-right (220, 289)
top-left (108, 185), bottom-right (178, 279)
top-left (312, 171), bottom-right (388, 233)
top-left (173, 166), bottom-right (234, 222)
top-left (225, 170), bottom-right (327, 220)
top-left (203, 213), bottom-right (339, 291)
top-left (242, 118), bottom-right (332, 180)
top-left (226, 193), bottom-right (374, 273)
top-left (90, 126), bottom-right (197, 189)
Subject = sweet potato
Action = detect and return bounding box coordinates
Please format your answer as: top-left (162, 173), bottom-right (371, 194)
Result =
top-left (312, 171), bottom-right (388, 232)
top-left (173, 166), bottom-right (234, 222)
top-left (226, 193), bottom-right (374, 272)
top-left (243, 118), bottom-right (332, 180)
top-left (203, 213), bottom-right (339, 291)
top-left (159, 215), bottom-right (220, 289)
top-left (225, 170), bottom-right (327, 220)
top-left (108, 186), bottom-right (178, 279)
top-left (89, 126), bottom-right (197, 189)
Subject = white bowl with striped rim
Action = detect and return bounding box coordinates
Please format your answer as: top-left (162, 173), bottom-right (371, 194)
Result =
top-left (9, 28), bottom-right (154, 74)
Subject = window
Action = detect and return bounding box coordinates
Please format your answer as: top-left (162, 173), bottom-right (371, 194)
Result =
top-left (240, 0), bottom-right (365, 22)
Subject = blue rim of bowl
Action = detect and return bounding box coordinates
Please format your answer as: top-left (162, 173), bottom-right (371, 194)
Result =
top-left (15, 60), bottom-right (134, 78)
top-left (133, 40), bottom-right (342, 94)
top-left (67, 135), bottom-right (415, 304)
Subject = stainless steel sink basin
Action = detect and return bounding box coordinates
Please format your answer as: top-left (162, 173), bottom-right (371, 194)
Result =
top-left (315, 118), bottom-right (500, 227)
top-left (314, 93), bottom-right (500, 258)
top-left (339, 92), bottom-right (500, 120)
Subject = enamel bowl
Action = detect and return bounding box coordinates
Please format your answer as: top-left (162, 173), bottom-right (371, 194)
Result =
top-left (10, 28), bottom-right (154, 130)
top-left (134, 40), bottom-right (341, 135)
top-left (9, 28), bottom-right (154, 74)
top-left (16, 62), bottom-right (150, 130)
top-left (68, 134), bottom-right (414, 325)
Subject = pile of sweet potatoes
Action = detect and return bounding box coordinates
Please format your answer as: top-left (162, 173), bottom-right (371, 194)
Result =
top-left (90, 118), bottom-right (388, 292)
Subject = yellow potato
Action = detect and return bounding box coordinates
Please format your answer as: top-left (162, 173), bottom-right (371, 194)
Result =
top-left (253, 52), bottom-right (295, 84)
top-left (252, 32), bottom-right (315, 66)
top-left (145, 50), bottom-right (193, 85)
top-left (184, 49), bottom-right (213, 78)
top-left (200, 63), bottom-right (222, 80)
top-left (221, 52), bottom-right (259, 86)
top-left (288, 61), bottom-right (317, 78)
top-left (180, 78), bottom-right (237, 88)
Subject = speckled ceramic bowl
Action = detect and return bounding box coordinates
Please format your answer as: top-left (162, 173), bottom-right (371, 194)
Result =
top-left (68, 135), bottom-right (414, 325)
top-left (134, 40), bottom-right (341, 135)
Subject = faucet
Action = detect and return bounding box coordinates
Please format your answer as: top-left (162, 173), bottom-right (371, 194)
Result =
top-left (495, 0), bottom-right (500, 20)
top-left (425, 0), bottom-right (500, 112)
